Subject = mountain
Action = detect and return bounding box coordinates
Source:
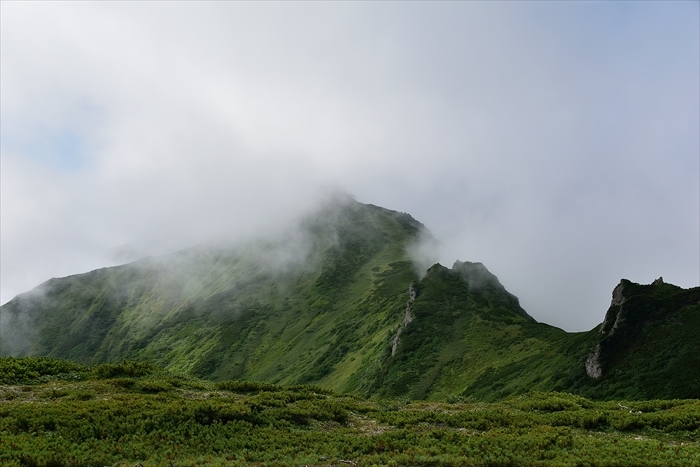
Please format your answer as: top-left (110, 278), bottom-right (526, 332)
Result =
top-left (581, 278), bottom-right (700, 399)
top-left (1, 196), bottom-right (428, 394)
top-left (1, 197), bottom-right (698, 400)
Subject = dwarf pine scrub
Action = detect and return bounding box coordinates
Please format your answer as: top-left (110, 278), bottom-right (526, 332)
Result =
top-left (1, 357), bottom-right (699, 466)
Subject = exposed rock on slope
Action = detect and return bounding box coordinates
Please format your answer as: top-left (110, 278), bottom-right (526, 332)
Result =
top-left (391, 282), bottom-right (415, 356)
top-left (578, 277), bottom-right (700, 399)
top-left (584, 279), bottom-right (631, 379)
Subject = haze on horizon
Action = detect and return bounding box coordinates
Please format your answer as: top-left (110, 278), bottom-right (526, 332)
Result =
top-left (1, 2), bottom-right (698, 332)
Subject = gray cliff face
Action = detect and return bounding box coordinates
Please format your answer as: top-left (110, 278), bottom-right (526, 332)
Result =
top-left (586, 279), bottom-right (629, 379)
top-left (611, 281), bottom-right (626, 306)
top-left (392, 282), bottom-right (416, 357)
top-left (599, 280), bottom-right (629, 337)
top-left (585, 344), bottom-right (603, 379)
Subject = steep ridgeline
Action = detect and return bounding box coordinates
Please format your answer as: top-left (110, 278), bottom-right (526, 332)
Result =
top-left (378, 264), bottom-right (700, 401)
top-left (0, 198), bottom-right (426, 394)
top-left (579, 278), bottom-right (700, 400)
top-left (371, 261), bottom-right (575, 400)
top-left (2, 198), bottom-right (699, 401)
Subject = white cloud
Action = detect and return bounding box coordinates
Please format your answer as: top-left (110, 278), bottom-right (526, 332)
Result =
top-left (1, 1), bottom-right (698, 330)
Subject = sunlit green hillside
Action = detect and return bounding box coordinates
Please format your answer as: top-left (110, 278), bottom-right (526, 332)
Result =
top-left (1, 198), bottom-right (428, 394)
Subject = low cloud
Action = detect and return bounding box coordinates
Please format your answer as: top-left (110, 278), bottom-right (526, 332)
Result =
top-left (1, 2), bottom-right (698, 331)
top-left (405, 229), bottom-right (447, 279)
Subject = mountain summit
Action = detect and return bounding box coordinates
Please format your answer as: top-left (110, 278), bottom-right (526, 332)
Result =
top-left (2, 199), bottom-right (698, 400)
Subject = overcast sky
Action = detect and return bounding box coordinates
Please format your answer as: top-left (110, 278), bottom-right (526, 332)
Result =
top-left (1, 2), bottom-right (698, 331)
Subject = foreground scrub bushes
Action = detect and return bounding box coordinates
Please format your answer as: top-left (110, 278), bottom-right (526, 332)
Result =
top-left (1, 358), bottom-right (699, 466)
top-left (0, 357), bottom-right (158, 384)
top-left (0, 356), bottom-right (88, 384)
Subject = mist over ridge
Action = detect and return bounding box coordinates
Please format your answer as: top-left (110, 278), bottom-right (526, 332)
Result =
top-left (2, 2), bottom-right (698, 333)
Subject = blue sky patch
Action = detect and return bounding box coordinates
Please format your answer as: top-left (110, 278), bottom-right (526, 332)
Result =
top-left (2, 127), bottom-right (89, 171)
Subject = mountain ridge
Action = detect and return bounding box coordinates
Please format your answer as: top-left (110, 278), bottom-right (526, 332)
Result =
top-left (1, 198), bottom-right (698, 400)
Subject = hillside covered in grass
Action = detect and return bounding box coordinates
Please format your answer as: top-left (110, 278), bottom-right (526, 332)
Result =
top-left (2, 357), bottom-right (700, 467)
top-left (1, 198), bottom-right (424, 393)
top-left (1, 197), bottom-right (699, 401)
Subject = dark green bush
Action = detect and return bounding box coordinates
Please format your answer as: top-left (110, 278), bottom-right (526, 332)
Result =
top-left (513, 392), bottom-right (593, 412)
top-left (93, 360), bottom-right (156, 378)
top-left (135, 378), bottom-right (172, 393)
top-left (216, 380), bottom-right (282, 393)
top-left (0, 356), bottom-right (87, 384)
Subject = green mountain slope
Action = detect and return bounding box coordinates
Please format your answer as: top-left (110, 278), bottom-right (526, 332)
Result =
top-left (374, 261), bottom-right (572, 401)
top-left (577, 278), bottom-right (700, 400)
top-left (1, 197), bottom-right (426, 395)
top-left (396, 266), bottom-right (700, 401)
top-left (1, 198), bottom-right (698, 400)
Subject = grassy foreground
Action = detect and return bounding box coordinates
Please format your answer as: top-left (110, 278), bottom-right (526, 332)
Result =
top-left (1, 358), bottom-right (699, 466)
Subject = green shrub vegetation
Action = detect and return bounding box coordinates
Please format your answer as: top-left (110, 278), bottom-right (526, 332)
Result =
top-left (1, 357), bottom-right (699, 466)
top-left (0, 356), bottom-right (88, 384)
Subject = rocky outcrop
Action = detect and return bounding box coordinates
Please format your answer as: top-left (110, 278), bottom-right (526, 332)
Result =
top-left (585, 276), bottom-right (689, 381)
top-left (587, 280), bottom-right (630, 379)
top-left (599, 280), bottom-right (628, 337)
top-left (585, 344), bottom-right (603, 379)
top-left (391, 283), bottom-right (416, 356)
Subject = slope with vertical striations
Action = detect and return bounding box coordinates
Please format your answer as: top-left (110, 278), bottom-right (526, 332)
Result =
top-left (0, 197), bottom-right (426, 395)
